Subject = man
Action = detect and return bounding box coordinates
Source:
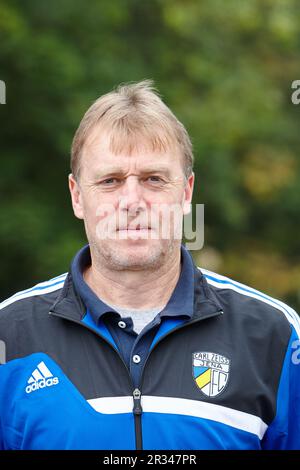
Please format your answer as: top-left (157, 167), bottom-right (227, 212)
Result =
top-left (0, 80), bottom-right (299, 450)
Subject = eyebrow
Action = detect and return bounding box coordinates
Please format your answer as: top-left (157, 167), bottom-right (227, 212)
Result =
top-left (94, 167), bottom-right (172, 178)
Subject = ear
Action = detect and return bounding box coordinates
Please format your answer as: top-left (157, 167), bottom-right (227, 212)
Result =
top-left (183, 172), bottom-right (194, 215)
top-left (68, 174), bottom-right (84, 220)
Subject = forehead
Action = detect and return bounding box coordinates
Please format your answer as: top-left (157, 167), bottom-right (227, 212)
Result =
top-left (81, 127), bottom-right (183, 174)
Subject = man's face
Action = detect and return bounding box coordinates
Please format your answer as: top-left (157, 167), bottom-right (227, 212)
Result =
top-left (69, 129), bottom-right (194, 271)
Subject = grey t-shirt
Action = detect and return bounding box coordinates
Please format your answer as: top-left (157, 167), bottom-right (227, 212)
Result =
top-left (106, 303), bottom-right (165, 334)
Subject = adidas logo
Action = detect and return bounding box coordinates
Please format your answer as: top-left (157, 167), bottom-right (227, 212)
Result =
top-left (25, 361), bottom-right (59, 394)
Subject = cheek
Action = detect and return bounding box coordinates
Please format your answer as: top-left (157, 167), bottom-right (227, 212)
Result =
top-left (83, 200), bottom-right (118, 241)
top-left (94, 198), bottom-right (121, 235)
top-left (149, 202), bottom-right (184, 234)
top-left (82, 191), bottom-right (118, 221)
top-left (147, 188), bottom-right (184, 205)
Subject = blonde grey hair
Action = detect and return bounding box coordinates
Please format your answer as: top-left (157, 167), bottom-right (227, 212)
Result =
top-left (71, 80), bottom-right (193, 179)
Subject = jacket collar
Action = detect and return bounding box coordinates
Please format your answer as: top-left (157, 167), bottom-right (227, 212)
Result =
top-left (49, 272), bottom-right (85, 321)
top-left (193, 264), bottom-right (223, 320)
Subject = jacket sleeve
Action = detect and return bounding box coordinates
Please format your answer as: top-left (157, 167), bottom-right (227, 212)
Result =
top-left (0, 318), bottom-right (9, 450)
top-left (262, 324), bottom-right (300, 449)
top-left (0, 383), bottom-right (3, 450)
top-left (0, 363), bottom-right (4, 450)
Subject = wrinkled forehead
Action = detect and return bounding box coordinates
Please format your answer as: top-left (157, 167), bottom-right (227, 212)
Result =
top-left (81, 124), bottom-right (184, 172)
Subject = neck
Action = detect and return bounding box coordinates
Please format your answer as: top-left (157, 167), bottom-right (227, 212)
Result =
top-left (83, 249), bottom-right (182, 310)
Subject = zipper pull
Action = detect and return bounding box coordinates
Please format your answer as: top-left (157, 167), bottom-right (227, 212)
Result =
top-left (133, 388), bottom-right (143, 415)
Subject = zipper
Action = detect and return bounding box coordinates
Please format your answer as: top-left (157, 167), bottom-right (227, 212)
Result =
top-left (133, 388), bottom-right (143, 450)
top-left (49, 308), bottom-right (222, 450)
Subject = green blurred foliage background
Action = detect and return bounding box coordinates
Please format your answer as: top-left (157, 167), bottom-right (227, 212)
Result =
top-left (0, 0), bottom-right (299, 311)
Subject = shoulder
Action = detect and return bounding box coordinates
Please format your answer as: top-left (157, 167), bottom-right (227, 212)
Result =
top-left (199, 266), bottom-right (300, 338)
top-left (0, 273), bottom-right (67, 323)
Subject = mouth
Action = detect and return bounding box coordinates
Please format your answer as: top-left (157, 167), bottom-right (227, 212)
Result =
top-left (117, 224), bottom-right (151, 231)
top-left (115, 224), bottom-right (155, 240)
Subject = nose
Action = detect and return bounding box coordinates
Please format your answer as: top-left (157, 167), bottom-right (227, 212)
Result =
top-left (119, 176), bottom-right (145, 214)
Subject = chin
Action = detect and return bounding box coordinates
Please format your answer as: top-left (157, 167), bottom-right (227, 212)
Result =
top-left (105, 243), bottom-right (165, 270)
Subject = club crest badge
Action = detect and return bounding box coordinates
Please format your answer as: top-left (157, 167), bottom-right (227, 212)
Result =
top-left (193, 352), bottom-right (230, 397)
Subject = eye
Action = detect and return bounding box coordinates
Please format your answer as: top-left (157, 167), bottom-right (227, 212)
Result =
top-left (100, 178), bottom-right (120, 185)
top-left (146, 176), bottom-right (164, 183)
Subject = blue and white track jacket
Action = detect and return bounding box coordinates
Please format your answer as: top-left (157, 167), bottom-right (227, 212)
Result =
top-left (0, 261), bottom-right (299, 449)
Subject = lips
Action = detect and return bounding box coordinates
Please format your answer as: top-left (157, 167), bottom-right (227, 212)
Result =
top-left (117, 224), bottom-right (151, 231)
